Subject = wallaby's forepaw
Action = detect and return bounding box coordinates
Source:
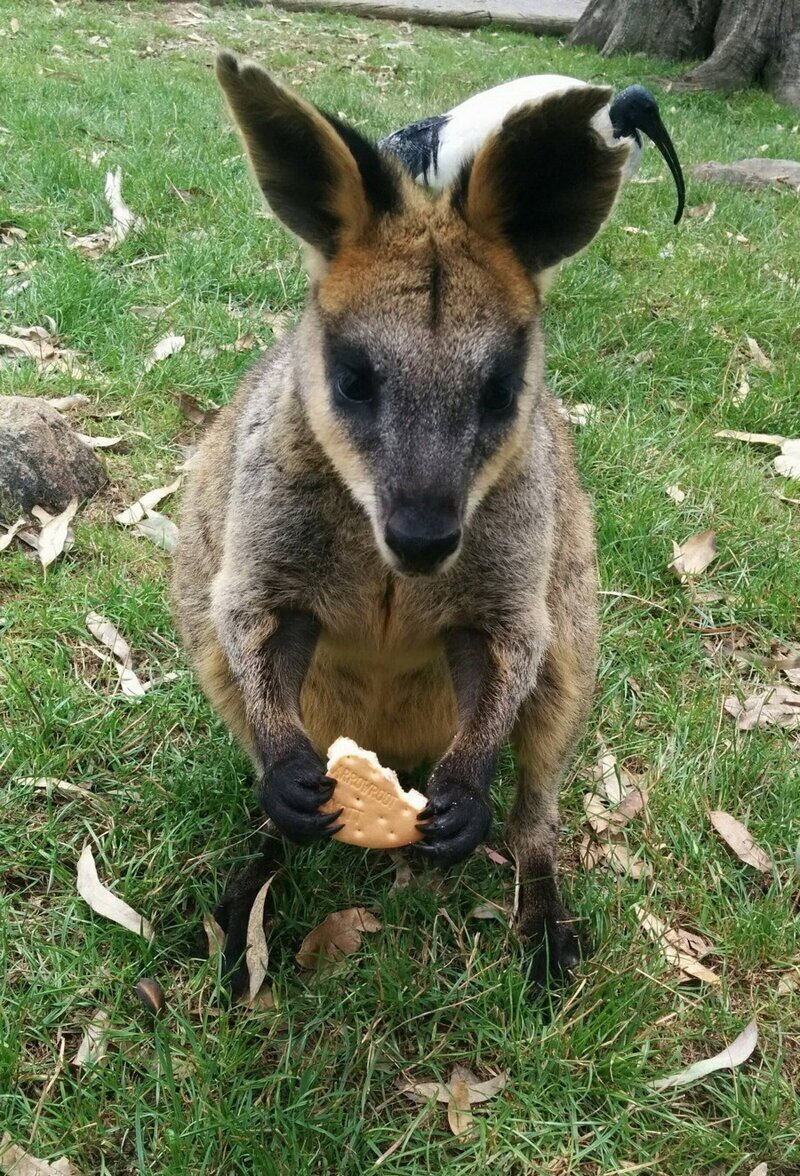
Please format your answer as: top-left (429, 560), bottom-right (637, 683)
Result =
top-left (523, 910), bottom-right (582, 989)
top-left (261, 744), bottom-right (342, 844)
top-left (416, 775), bottom-right (492, 867)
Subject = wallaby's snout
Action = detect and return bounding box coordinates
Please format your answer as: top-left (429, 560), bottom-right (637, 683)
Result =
top-left (384, 498), bottom-right (462, 575)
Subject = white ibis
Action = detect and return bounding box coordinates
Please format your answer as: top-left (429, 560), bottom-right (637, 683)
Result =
top-left (380, 77), bottom-right (685, 224)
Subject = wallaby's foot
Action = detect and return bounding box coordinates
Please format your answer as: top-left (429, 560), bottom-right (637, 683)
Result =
top-left (259, 741), bottom-right (342, 845)
top-left (521, 902), bottom-right (582, 989)
top-left (214, 833), bottom-right (283, 997)
top-left (416, 772), bottom-right (492, 867)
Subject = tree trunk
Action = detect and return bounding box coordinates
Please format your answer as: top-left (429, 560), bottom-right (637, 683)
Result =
top-left (570, 0), bottom-right (722, 60)
top-left (568, 0), bottom-right (800, 110)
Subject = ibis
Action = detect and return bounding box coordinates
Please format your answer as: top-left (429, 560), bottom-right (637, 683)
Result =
top-left (380, 77), bottom-right (685, 224)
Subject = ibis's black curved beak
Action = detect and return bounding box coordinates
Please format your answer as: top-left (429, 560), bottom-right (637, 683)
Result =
top-left (610, 85), bottom-right (686, 224)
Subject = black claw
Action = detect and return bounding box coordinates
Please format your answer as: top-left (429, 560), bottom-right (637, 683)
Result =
top-left (320, 808), bottom-right (343, 825)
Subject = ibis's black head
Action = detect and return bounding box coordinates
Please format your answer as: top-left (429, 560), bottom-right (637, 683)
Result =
top-left (609, 84), bottom-right (685, 224)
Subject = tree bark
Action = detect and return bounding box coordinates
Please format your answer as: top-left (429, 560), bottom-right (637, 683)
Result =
top-left (568, 0), bottom-right (800, 110)
top-left (569, 0), bottom-right (721, 59)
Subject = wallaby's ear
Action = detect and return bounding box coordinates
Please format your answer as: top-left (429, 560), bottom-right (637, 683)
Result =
top-left (454, 87), bottom-right (629, 274)
top-left (216, 51), bottom-right (401, 259)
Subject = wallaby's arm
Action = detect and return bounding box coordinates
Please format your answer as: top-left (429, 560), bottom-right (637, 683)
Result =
top-left (211, 577), bottom-right (341, 843)
top-left (418, 623), bottom-right (546, 864)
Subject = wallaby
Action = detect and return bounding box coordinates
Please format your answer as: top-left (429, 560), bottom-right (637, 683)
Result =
top-left (172, 51), bottom-right (629, 988)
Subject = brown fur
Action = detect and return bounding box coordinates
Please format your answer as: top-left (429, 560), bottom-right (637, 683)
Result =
top-left (172, 54), bottom-right (626, 985)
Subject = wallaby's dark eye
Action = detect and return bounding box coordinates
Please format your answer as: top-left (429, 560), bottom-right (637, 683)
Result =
top-left (335, 366), bottom-right (374, 404)
top-left (483, 375), bottom-right (522, 416)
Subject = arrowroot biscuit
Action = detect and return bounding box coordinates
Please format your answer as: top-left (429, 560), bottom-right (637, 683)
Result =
top-left (321, 737), bottom-right (427, 849)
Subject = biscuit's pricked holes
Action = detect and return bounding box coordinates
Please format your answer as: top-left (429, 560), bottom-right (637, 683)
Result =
top-left (321, 737), bottom-right (427, 849)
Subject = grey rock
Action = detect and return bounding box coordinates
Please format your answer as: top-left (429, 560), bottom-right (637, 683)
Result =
top-left (0, 396), bottom-right (107, 517)
top-left (692, 158), bottom-right (800, 191)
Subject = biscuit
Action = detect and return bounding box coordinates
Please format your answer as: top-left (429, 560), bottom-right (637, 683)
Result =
top-left (322, 737), bottom-right (427, 849)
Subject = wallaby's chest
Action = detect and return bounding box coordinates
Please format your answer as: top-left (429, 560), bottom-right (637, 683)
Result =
top-left (314, 570), bottom-right (445, 673)
top-left (303, 572), bottom-right (456, 766)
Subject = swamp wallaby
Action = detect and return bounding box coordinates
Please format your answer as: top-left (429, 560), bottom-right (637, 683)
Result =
top-left (172, 52), bottom-right (630, 986)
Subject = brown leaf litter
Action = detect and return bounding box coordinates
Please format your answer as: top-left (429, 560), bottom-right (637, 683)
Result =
top-left (708, 810), bottom-right (773, 873)
top-left (402, 1066), bottom-right (507, 1139)
top-left (580, 749), bottom-right (651, 879)
top-left (76, 843), bottom-right (153, 941)
top-left (65, 168), bottom-right (142, 258)
top-left (295, 907), bottom-right (381, 972)
top-left (715, 430), bottom-right (800, 480)
top-left (0, 324), bottom-right (84, 377)
top-left (635, 904), bottom-right (719, 985)
top-left (669, 529), bottom-right (717, 580)
top-left (725, 687), bottom-right (800, 732)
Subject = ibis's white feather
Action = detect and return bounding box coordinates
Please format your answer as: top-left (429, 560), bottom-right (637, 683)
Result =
top-left (410, 75), bottom-right (640, 191)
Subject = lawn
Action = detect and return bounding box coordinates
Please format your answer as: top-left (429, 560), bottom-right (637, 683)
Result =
top-left (1, 1), bottom-right (799, 1173)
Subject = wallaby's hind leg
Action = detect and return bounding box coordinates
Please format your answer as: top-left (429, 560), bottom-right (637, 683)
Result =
top-left (508, 642), bottom-right (594, 985)
top-left (214, 826), bottom-right (285, 997)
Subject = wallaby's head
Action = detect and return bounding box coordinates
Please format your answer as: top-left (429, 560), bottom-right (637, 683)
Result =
top-left (218, 53), bottom-right (628, 576)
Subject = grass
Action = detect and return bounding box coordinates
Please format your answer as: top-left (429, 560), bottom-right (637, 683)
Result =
top-left (1, 1), bottom-right (799, 1172)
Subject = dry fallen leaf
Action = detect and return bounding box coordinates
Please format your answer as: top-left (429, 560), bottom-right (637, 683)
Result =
top-left (774, 439), bottom-right (800, 480)
top-left (115, 477), bottom-right (182, 526)
top-left (686, 200), bottom-right (716, 220)
top-left (669, 529), bottom-right (717, 580)
top-left (403, 1066), bottom-right (507, 1106)
top-left (73, 1009), bottom-right (110, 1068)
top-left (76, 843), bottom-right (153, 941)
top-left (602, 842), bottom-right (651, 879)
top-left (665, 484), bottom-right (686, 504)
top-left (0, 324), bottom-right (85, 375)
top-left (168, 182), bottom-right (210, 202)
top-left (732, 368), bottom-right (750, 405)
top-left (0, 223), bottom-right (27, 244)
top-left (177, 392), bottom-right (218, 427)
top-left (388, 850), bottom-right (412, 893)
top-left (447, 1078), bottom-right (474, 1140)
top-left (66, 168), bottom-right (141, 258)
top-left (715, 429), bottom-right (785, 447)
top-left (635, 905), bottom-right (719, 985)
top-left (296, 907), bottom-right (381, 971)
top-left (145, 333), bottom-right (185, 370)
top-left (725, 687), bottom-right (800, 732)
top-left (749, 1165), bottom-right (768, 1176)
top-left (86, 611), bottom-right (132, 667)
top-left (581, 747), bottom-right (650, 878)
top-left (203, 912), bottom-right (225, 957)
top-left (649, 1019), bottom-right (757, 1091)
top-left (0, 1136), bottom-right (82, 1176)
top-left (37, 497), bottom-right (78, 570)
top-left (131, 512), bottom-right (179, 553)
top-left (0, 518), bottom-right (26, 551)
top-left (114, 661), bottom-right (148, 698)
top-left (771, 645), bottom-right (800, 688)
top-left (709, 810), bottom-right (773, 873)
top-left (75, 432), bottom-right (123, 450)
top-left (555, 400), bottom-right (595, 427)
top-left (482, 845), bottom-right (512, 866)
top-left (22, 777), bottom-right (94, 800)
top-left (469, 902), bottom-right (508, 923)
top-left (777, 970), bottom-right (799, 996)
top-left (46, 393), bottom-right (91, 413)
top-left (745, 336), bottom-right (774, 371)
top-left (245, 876), bottom-right (274, 1003)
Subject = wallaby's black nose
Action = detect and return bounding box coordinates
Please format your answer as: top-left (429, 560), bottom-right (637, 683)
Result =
top-left (385, 506), bottom-right (461, 574)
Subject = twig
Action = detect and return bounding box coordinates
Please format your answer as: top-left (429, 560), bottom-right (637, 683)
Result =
top-left (599, 590), bottom-right (669, 612)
